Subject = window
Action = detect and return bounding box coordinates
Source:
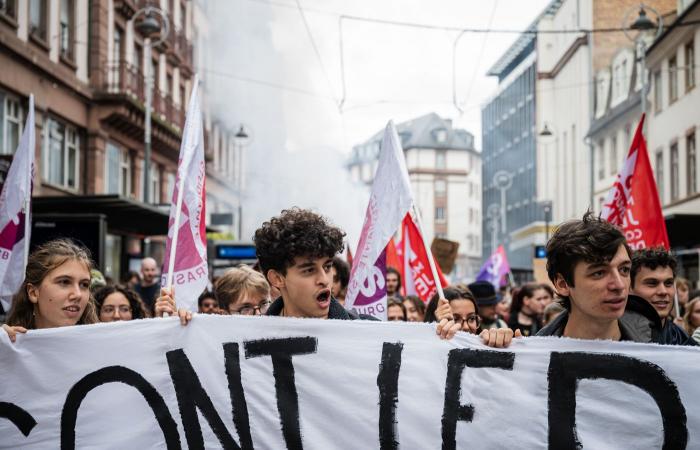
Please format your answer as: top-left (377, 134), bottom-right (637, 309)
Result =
top-left (0, 0), bottom-right (17, 20)
top-left (688, 132), bottom-right (697, 196)
top-left (686, 40), bottom-right (695, 91)
top-left (597, 141), bottom-right (605, 180)
top-left (29, 0), bottom-right (48, 42)
top-left (44, 118), bottom-right (80, 190)
top-left (436, 150), bottom-right (446, 169)
top-left (624, 123), bottom-right (632, 150)
top-left (111, 27), bottom-right (123, 89)
top-left (670, 143), bottom-right (679, 201)
top-left (656, 151), bottom-right (664, 203)
top-left (166, 172), bottom-right (175, 202)
top-left (654, 70), bottom-right (662, 112)
top-left (133, 43), bottom-right (142, 75)
top-left (669, 56), bottom-right (678, 103)
top-left (435, 179), bottom-right (446, 196)
top-left (150, 165), bottom-right (161, 203)
top-left (105, 143), bottom-right (132, 197)
top-left (435, 207), bottom-right (445, 221)
top-left (610, 136), bottom-right (618, 175)
top-left (1, 95), bottom-right (23, 155)
top-left (59, 0), bottom-right (74, 60)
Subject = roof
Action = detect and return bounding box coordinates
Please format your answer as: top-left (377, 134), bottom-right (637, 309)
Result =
top-left (353, 113), bottom-right (476, 160)
top-left (486, 0), bottom-right (564, 78)
top-left (32, 195), bottom-right (214, 236)
top-left (646, 0), bottom-right (700, 56)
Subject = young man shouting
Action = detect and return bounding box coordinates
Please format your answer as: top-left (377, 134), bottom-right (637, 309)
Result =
top-left (630, 247), bottom-right (697, 346)
top-left (537, 212), bottom-right (661, 342)
top-left (254, 208), bottom-right (354, 320)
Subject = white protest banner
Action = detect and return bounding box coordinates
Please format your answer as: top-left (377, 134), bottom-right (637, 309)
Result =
top-left (1, 316), bottom-right (698, 449)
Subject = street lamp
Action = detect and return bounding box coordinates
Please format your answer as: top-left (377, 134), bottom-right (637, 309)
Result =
top-left (492, 170), bottom-right (513, 235)
top-left (622, 4), bottom-right (663, 115)
top-left (487, 203), bottom-right (501, 255)
top-left (541, 200), bottom-right (553, 243)
top-left (234, 125), bottom-right (251, 240)
top-left (135, 6), bottom-right (169, 204)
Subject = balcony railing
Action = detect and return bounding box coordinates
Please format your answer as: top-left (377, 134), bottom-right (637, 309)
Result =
top-left (99, 60), bottom-right (185, 130)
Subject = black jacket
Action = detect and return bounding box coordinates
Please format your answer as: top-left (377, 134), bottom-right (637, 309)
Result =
top-left (659, 319), bottom-right (698, 346)
top-left (537, 295), bottom-right (662, 343)
top-left (266, 297), bottom-right (363, 320)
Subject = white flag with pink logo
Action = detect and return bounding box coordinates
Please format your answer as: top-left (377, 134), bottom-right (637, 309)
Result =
top-left (161, 77), bottom-right (208, 311)
top-left (345, 121), bottom-right (413, 320)
top-left (0, 95), bottom-right (34, 311)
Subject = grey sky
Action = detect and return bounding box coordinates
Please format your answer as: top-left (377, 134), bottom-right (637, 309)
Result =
top-left (207, 0), bottom-right (549, 246)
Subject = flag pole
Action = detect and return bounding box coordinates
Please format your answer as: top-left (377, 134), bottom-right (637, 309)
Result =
top-left (673, 281), bottom-right (681, 320)
top-left (23, 95), bottom-right (34, 270)
top-left (410, 204), bottom-right (445, 300)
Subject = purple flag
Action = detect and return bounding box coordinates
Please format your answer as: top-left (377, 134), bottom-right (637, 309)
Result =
top-left (476, 245), bottom-right (510, 289)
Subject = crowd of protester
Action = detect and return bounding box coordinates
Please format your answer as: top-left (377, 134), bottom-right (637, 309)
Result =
top-left (2, 209), bottom-right (699, 350)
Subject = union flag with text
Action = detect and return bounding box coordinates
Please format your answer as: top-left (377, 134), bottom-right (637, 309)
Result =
top-left (601, 114), bottom-right (669, 249)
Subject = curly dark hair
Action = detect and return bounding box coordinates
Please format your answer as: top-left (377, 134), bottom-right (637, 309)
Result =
top-left (93, 285), bottom-right (151, 320)
top-left (254, 208), bottom-right (346, 275)
top-left (630, 247), bottom-right (677, 287)
top-left (546, 211), bottom-right (629, 308)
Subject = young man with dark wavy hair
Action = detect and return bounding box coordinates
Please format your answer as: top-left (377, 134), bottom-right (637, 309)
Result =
top-left (537, 212), bottom-right (662, 342)
top-left (254, 208), bottom-right (358, 320)
top-left (630, 247), bottom-right (697, 346)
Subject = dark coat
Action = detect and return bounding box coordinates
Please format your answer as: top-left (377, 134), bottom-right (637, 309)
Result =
top-left (266, 297), bottom-right (363, 320)
top-left (659, 319), bottom-right (698, 346)
top-left (537, 295), bottom-right (662, 343)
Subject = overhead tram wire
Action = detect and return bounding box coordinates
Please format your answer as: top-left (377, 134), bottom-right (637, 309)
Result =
top-left (294, 0), bottom-right (343, 110)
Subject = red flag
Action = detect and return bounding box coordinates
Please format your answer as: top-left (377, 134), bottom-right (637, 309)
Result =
top-left (400, 213), bottom-right (449, 302)
top-left (602, 114), bottom-right (670, 249)
top-left (385, 238), bottom-right (402, 273)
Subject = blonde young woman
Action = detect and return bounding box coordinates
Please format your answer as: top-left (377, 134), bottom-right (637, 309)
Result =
top-left (2, 239), bottom-right (98, 342)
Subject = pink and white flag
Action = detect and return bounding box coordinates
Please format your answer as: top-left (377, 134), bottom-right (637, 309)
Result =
top-left (345, 121), bottom-right (413, 319)
top-left (0, 95), bottom-right (34, 311)
top-left (161, 77), bottom-right (208, 311)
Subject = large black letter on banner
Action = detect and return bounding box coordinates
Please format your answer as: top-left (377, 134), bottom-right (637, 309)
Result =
top-left (223, 343), bottom-right (254, 450)
top-left (61, 366), bottom-right (181, 450)
top-left (548, 352), bottom-right (688, 450)
top-left (167, 347), bottom-right (250, 450)
top-left (245, 337), bottom-right (317, 450)
top-left (441, 349), bottom-right (515, 450)
top-left (377, 342), bottom-right (403, 450)
top-left (0, 402), bottom-right (37, 437)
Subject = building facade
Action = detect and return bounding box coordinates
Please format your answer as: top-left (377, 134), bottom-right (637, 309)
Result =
top-left (348, 113), bottom-right (482, 281)
top-left (0, 0), bottom-right (242, 280)
top-left (481, 22), bottom-right (540, 279)
top-left (646, 0), bottom-right (700, 284)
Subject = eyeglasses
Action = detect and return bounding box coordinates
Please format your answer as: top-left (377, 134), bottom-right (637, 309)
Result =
top-left (101, 305), bottom-right (132, 315)
top-left (233, 301), bottom-right (271, 316)
top-left (453, 314), bottom-right (481, 329)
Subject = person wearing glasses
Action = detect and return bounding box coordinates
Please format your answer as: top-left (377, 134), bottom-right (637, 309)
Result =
top-left (424, 287), bottom-right (482, 335)
top-left (214, 265), bottom-right (272, 316)
top-left (94, 285), bottom-right (151, 322)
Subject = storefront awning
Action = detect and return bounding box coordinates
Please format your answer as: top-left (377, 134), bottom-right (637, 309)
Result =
top-left (33, 195), bottom-right (172, 237)
top-left (666, 214), bottom-right (700, 250)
